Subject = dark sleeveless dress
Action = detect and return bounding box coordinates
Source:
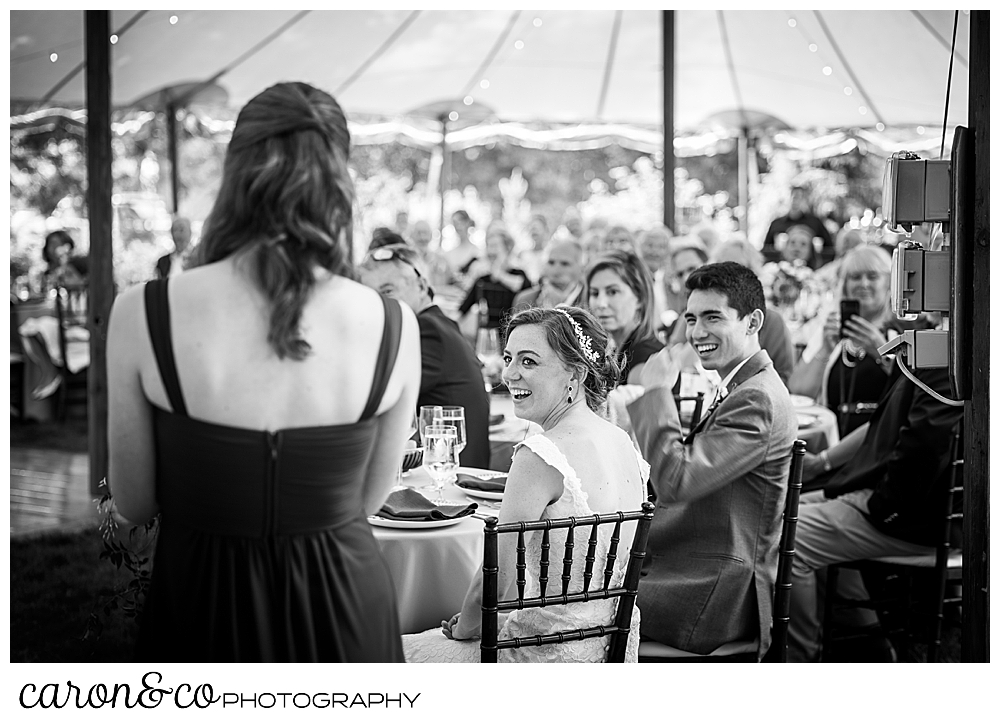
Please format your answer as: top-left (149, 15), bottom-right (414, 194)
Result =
top-left (135, 279), bottom-right (405, 662)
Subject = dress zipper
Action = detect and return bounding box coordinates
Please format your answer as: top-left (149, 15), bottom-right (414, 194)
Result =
top-left (266, 431), bottom-right (279, 536)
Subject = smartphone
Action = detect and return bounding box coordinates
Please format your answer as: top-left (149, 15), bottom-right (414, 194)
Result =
top-left (840, 299), bottom-right (861, 338)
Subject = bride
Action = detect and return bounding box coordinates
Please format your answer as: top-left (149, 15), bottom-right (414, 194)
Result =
top-left (403, 306), bottom-right (649, 663)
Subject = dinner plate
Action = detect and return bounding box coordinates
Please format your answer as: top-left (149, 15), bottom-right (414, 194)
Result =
top-left (367, 516), bottom-right (467, 530)
top-left (796, 413), bottom-right (818, 429)
top-left (454, 467), bottom-right (506, 501)
top-left (456, 484), bottom-right (504, 502)
top-left (790, 394), bottom-right (814, 409)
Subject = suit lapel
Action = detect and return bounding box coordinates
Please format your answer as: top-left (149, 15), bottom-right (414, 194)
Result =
top-left (682, 350), bottom-right (773, 444)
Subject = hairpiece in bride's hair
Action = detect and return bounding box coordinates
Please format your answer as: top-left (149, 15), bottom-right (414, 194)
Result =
top-left (552, 307), bottom-right (600, 363)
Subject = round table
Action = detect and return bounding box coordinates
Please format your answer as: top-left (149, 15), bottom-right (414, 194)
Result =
top-left (791, 396), bottom-right (841, 453)
top-left (371, 468), bottom-right (491, 635)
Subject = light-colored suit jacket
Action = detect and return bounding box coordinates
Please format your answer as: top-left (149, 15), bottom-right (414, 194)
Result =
top-left (626, 349), bottom-right (796, 658)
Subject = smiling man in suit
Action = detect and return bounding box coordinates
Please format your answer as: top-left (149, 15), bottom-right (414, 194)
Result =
top-left (619, 261), bottom-right (797, 659)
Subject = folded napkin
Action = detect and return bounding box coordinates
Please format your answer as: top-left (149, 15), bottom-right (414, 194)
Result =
top-left (455, 473), bottom-right (507, 493)
top-left (377, 488), bottom-right (477, 521)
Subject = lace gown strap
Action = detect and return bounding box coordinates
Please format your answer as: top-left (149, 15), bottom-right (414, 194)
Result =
top-left (360, 294), bottom-right (403, 420)
top-left (514, 435), bottom-right (592, 515)
top-left (143, 279), bottom-right (187, 416)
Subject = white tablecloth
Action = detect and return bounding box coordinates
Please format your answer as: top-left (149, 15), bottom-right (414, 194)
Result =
top-left (371, 468), bottom-right (492, 635)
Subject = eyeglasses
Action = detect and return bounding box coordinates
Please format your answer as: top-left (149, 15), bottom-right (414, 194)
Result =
top-left (366, 246), bottom-right (422, 279)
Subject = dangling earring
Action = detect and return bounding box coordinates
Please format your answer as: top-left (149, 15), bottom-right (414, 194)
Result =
top-left (567, 384), bottom-right (573, 404)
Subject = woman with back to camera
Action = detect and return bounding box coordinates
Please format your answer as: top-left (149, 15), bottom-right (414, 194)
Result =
top-left (787, 244), bottom-right (923, 436)
top-left (106, 82), bottom-right (421, 662)
top-left (402, 306), bottom-right (648, 663)
top-left (586, 249), bottom-right (663, 384)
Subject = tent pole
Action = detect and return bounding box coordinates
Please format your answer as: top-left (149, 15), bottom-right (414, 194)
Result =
top-left (662, 10), bottom-right (675, 233)
top-left (84, 10), bottom-right (113, 498)
top-left (963, 8), bottom-right (989, 664)
top-left (737, 128), bottom-right (748, 235)
top-left (167, 102), bottom-right (180, 213)
top-left (439, 115), bottom-right (450, 243)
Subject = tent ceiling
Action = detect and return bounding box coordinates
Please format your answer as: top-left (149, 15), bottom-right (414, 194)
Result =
top-left (10, 9), bottom-right (970, 131)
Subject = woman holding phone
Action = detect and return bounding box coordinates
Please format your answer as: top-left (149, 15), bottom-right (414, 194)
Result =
top-left (787, 245), bottom-right (924, 435)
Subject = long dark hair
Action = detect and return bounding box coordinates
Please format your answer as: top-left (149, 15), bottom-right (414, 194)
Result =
top-left (193, 82), bottom-right (355, 360)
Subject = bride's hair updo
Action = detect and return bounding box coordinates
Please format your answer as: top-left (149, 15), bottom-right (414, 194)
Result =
top-left (504, 306), bottom-right (621, 412)
top-left (194, 81), bottom-right (354, 360)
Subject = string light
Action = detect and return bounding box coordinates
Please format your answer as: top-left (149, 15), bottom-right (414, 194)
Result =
top-left (788, 18), bottom-right (797, 27)
top-left (514, 40), bottom-right (524, 50)
top-left (876, 122), bottom-right (885, 131)
top-left (809, 43), bottom-right (817, 52)
top-left (463, 96), bottom-right (473, 106)
top-left (533, 17), bottom-right (542, 27)
top-left (844, 87), bottom-right (853, 95)
top-left (110, 34), bottom-right (119, 44)
top-left (480, 79), bottom-right (489, 89)
top-left (169, 15), bottom-right (178, 25)
top-left (49, 52), bottom-right (58, 62)
top-left (917, 126), bottom-right (925, 135)
top-left (859, 106), bottom-right (867, 115)
top-left (448, 111), bottom-right (459, 122)
top-left (822, 66), bottom-right (832, 75)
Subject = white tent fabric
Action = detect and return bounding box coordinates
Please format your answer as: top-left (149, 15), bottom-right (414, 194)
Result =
top-left (11, 9), bottom-right (970, 131)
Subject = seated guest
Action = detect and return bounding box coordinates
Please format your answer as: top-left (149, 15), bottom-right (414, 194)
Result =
top-left (512, 239), bottom-right (586, 310)
top-left (367, 226), bottom-right (406, 251)
top-left (586, 249), bottom-right (662, 384)
top-left (443, 209), bottom-right (481, 290)
top-left (711, 238), bottom-right (795, 384)
top-left (155, 217), bottom-right (193, 279)
top-left (42, 230), bottom-right (87, 293)
top-left (457, 225), bottom-right (530, 332)
top-left (403, 306), bottom-right (648, 663)
top-left (788, 245), bottom-right (925, 435)
top-left (636, 224), bottom-right (680, 333)
top-left (359, 243), bottom-right (491, 469)
top-left (787, 362), bottom-right (964, 662)
top-left (616, 262), bottom-right (797, 659)
top-left (779, 223), bottom-right (823, 270)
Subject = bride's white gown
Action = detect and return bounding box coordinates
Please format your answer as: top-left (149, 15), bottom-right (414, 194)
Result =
top-left (403, 434), bottom-right (649, 663)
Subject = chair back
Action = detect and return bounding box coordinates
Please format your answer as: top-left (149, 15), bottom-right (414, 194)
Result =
top-left (674, 391), bottom-right (706, 429)
top-left (480, 501), bottom-right (655, 663)
top-left (768, 438), bottom-right (807, 662)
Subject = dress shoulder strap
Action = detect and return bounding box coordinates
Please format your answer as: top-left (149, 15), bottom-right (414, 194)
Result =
top-left (360, 294), bottom-right (403, 420)
top-left (143, 279), bottom-right (188, 416)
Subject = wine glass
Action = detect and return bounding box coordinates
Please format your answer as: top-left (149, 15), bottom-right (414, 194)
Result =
top-left (418, 405), bottom-right (443, 448)
top-left (475, 327), bottom-right (502, 392)
top-left (422, 425), bottom-right (457, 504)
top-left (440, 406), bottom-right (466, 474)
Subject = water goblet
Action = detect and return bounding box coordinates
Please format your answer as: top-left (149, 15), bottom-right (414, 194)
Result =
top-left (418, 405), bottom-right (443, 448)
top-left (422, 425), bottom-right (457, 505)
top-left (440, 406), bottom-right (466, 476)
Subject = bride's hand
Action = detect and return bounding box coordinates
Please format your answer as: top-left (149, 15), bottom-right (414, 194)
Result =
top-left (442, 612), bottom-right (480, 640)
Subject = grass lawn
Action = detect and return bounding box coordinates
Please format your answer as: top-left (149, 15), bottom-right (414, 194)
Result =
top-left (10, 528), bottom-right (140, 663)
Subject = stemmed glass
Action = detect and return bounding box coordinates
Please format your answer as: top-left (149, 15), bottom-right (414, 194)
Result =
top-left (440, 406), bottom-right (466, 476)
top-left (422, 425), bottom-right (457, 504)
top-left (476, 328), bottom-right (502, 392)
top-left (397, 408), bottom-right (419, 488)
top-left (418, 405), bottom-right (443, 448)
